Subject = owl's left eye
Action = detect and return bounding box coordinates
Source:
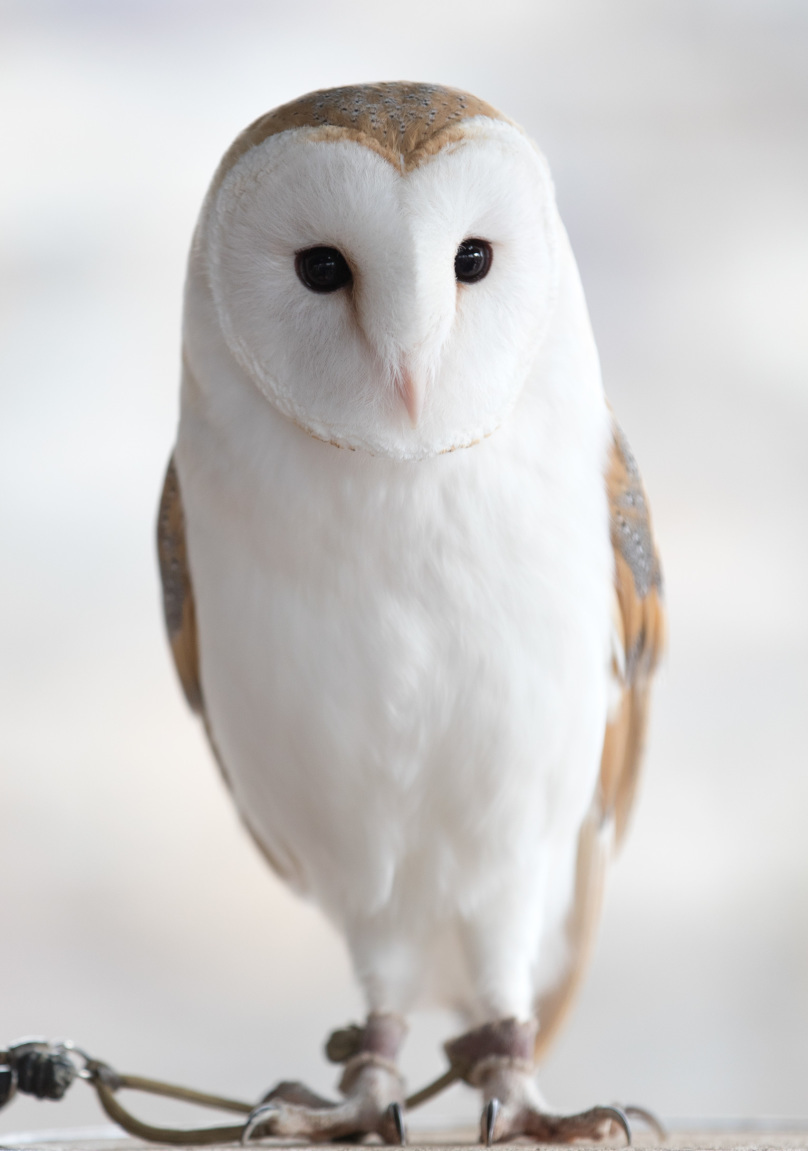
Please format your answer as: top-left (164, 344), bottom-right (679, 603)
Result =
top-left (455, 239), bottom-right (493, 284)
top-left (296, 247), bottom-right (353, 293)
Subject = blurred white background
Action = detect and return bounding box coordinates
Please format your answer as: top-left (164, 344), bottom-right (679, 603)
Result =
top-left (1, 0), bottom-right (807, 1135)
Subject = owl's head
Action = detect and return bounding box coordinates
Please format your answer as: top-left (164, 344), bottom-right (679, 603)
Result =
top-left (192, 83), bottom-right (562, 461)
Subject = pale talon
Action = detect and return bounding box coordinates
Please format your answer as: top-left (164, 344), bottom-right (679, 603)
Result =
top-left (484, 1097), bottom-right (500, 1145)
top-left (623, 1104), bottom-right (667, 1140)
top-left (599, 1104), bottom-right (632, 1145)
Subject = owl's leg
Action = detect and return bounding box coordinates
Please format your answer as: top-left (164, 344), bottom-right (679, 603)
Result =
top-left (444, 1018), bottom-right (634, 1145)
top-left (245, 1011), bottom-right (406, 1145)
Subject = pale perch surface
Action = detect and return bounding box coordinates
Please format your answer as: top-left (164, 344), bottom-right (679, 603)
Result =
top-left (3, 1134), bottom-right (808, 1151)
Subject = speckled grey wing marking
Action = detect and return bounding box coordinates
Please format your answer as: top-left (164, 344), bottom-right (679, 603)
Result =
top-left (610, 423), bottom-right (663, 602)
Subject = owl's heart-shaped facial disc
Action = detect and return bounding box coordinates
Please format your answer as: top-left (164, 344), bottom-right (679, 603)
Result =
top-left (203, 112), bottom-right (559, 460)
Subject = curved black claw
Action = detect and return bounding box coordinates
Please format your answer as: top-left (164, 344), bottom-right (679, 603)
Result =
top-left (386, 1101), bottom-right (406, 1145)
top-left (623, 1105), bottom-right (666, 1141)
top-left (483, 1098), bottom-right (501, 1146)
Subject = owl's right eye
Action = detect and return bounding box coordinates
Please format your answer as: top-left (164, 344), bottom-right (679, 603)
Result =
top-left (296, 247), bottom-right (352, 293)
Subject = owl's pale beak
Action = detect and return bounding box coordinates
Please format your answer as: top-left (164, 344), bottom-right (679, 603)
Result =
top-left (397, 364), bottom-right (424, 427)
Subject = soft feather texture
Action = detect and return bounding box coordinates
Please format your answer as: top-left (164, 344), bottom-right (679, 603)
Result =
top-left (204, 118), bottom-right (558, 459)
top-left (209, 82), bottom-right (504, 191)
top-left (162, 83), bottom-right (664, 1038)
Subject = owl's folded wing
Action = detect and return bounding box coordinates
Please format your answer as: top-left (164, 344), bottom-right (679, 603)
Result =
top-left (157, 454), bottom-right (305, 883)
top-left (534, 421), bottom-right (665, 1056)
top-left (157, 454), bottom-right (203, 713)
top-left (600, 421), bottom-right (665, 845)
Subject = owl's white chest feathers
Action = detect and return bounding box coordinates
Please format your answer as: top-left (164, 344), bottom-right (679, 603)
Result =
top-left (176, 242), bottom-right (615, 1017)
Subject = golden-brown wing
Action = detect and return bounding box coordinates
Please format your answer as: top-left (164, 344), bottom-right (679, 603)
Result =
top-left (535, 420), bottom-right (665, 1058)
top-left (600, 421), bottom-right (665, 845)
top-left (156, 454), bottom-right (203, 713)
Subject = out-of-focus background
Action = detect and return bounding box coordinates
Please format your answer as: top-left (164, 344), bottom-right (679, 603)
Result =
top-left (1, 0), bottom-right (807, 1135)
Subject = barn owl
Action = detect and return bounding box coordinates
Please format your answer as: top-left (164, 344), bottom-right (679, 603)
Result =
top-left (157, 82), bottom-right (664, 1145)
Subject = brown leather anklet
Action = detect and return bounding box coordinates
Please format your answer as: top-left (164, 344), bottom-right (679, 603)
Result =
top-left (444, 1018), bottom-right (538, 1087)
top-left (324, 1012), bottom-right (408, 1095)
top-left (326, 1011), bottom-right (408, 1064)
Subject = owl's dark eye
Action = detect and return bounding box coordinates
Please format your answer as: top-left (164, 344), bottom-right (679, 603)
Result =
top-left (296, 247), bottom-right (352, 293)
top-left (455, 238), bottom-right (493, 284)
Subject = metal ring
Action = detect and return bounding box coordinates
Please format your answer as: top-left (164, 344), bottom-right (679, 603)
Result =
top-left (51, 1041), bottom-right (97, 1080)
top-left (241, 1103), bottom-right (280, 1144)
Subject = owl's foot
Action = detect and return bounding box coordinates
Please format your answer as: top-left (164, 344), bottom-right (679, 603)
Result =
top-left (243, 1013), bottom-right (407, 1145)
top-left (445, 1018), bottom-right (662, 1145)
top-left (480, 1094), bottom-right (632, 1146)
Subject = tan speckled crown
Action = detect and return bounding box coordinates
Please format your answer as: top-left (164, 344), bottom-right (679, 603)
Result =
top-left (213, 81), bottom-right (507, 188)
